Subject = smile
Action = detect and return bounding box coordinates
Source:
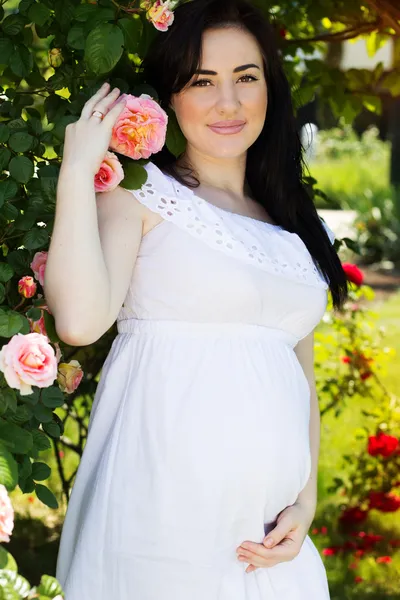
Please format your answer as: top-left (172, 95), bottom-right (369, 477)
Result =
top-left (208, 123), bottom-right (246, 135)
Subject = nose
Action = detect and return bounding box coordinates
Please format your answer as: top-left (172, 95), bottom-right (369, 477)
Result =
top-left (215, 81), bottom-right (241, 114)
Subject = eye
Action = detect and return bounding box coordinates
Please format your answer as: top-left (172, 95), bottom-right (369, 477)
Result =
top-left (192, 74), bottom-right (259, 87)
top-left (239, 74), bottom-right (258, 82)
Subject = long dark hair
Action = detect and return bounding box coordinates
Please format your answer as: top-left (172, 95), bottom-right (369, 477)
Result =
top-left (140, 0), bottom-right (348, 310)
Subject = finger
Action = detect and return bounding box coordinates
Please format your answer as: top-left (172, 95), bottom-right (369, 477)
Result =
top-left (89, 87), bottom-right (123, 121)
top-left (238, 542), bottom-right (271, 560)
top-left (245, 564), bottom-right (258, 573)
top-left (263, 517), bottom-right (294, 548)
top-left (102, 95), bottom-right (127, 126)
top-left (80, 82), bottom-right (111, 119)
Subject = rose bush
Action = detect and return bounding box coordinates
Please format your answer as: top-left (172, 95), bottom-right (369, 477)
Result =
top-left (313, 264), bottom-right (400, 585)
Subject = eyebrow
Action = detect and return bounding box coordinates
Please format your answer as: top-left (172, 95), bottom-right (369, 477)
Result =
top-left (194, 63), bottom-right (261, 75)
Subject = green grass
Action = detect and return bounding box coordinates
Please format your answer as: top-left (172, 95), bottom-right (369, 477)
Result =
top-left (309, 150), bottom-right (393, 213)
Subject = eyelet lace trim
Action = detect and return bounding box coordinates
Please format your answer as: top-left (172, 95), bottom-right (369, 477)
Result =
top-left (130, 162), bottom-right (331, 290)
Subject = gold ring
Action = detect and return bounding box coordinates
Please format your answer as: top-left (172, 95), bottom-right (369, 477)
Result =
top-left (92, 110), bottom-right (105, 120)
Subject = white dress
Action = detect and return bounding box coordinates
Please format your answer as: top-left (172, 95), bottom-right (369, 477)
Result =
top-left (56, 161), bottom-right (334, 599)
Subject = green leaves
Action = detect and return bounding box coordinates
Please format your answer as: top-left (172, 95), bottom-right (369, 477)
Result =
top-left (166, 108), bottom-right (186, 158)
top-left (35, 484), bottom-right (58, 509)
top-left (9, 156), bottom-right (34, 184)
top-left (119, 160), bottom-right (148, 190)
top-left (9, 45), bottom-right (33, 78)
top-left (0, 442), bottom-right (18, 491)
top-left (27, 3), bottom-right (52, 27)
top-left (36, 574), bottom-right (64, 598)
top-left (84, 23), bottom-right (124, 75)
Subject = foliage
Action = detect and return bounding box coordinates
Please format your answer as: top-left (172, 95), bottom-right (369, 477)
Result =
top-left (0, 0), bottom-right (399, 594)
top-left (313, 272), bottom-right (400, 587)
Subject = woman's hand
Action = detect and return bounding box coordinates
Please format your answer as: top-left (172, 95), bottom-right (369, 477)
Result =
top-left (236, 501), bottom-right (315, 573)
top-left (61, 82), bottom-right (127, 176)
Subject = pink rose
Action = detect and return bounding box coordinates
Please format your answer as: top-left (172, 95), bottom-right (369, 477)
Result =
top-left (30, 251), bottom-right (48, 287)
top-left (94, 151), bottom-right (124, 193)
top-left (0, 484), bottom-right (14, 543)
top-left (0, 333), bottom-right (58, 396)
top-left (109, 93), bottom-right (168, 160)
top-left (18, 275), bottom-right (37, 299)
top-left (146, 0), bottom-right (174, 31)
top-left (57, 360), bottom-right (83, 394)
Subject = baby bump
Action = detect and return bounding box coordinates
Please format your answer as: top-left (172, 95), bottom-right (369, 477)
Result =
top-left (112, 335), bottom-right (312, 547)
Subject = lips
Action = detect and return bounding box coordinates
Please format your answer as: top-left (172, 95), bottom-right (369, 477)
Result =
top-left (208, 121), bottom-right (246, 135)
top-left (209, 120), bottom-right (246, 127)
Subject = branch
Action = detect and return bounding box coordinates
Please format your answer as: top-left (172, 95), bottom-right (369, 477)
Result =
top-left (286, 19), bottom-right (383, 45)
top-left (364, 0), bottom-right (400, 35)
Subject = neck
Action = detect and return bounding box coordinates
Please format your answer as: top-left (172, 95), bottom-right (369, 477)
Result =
top-left (176, 148), bottom-right (248, 200)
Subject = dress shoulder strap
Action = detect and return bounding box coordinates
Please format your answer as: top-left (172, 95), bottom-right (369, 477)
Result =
top-left (125, 161), bottom-right (330, 291)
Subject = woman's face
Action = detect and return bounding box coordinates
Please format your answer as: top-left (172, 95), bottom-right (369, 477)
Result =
top-left (170, 26), bottom-right (268, 161)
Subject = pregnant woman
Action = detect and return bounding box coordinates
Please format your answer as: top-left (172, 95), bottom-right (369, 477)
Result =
top-left (45, 0), bottom-right (348, 598)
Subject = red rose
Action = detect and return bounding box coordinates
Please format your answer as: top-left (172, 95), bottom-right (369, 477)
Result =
top-left (343, 263), bottom-right (364, 286)
top-left (376, 556), bottom-right (392, 564)
top-left (279, 27), bottom-right (287, 38)
top-left (322, 547), bottom-right (340, 556)
top-left (368, 433), bottom-right (399, 458)
top-left (355, 576), bottom-right (364, 583)
top-left (369, 491), bottom-right (400, 512)
top-left (339, 506), bottom-right (369, 527)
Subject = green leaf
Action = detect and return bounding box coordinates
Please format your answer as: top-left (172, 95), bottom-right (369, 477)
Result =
top-left (2, 15), bottom-right (26, 36)
top-left (0, 179), bottom-right (18, 204)
top-left (0, 570), bottom-right (30, 599)
top-left (120, 161), bottom-right (147, 190)
top-left (0, 148), bottom-right (11, 171)
top-left (118, 16), bottom-right (142, 54)
top-left (0, 39), bottom-right (14, 65)
top-left (0, 124), bottom-right (10, 143)
top-left (41, 387), bottom-right (65, 408)
top-left (84, 23), bottom-right (124, 75)
top-left (165, 108), bottom-right (186, 158)
top-left (28, 2), bottom-right (52, 26)
top-left (0, 419), bottom-right (33, 454)
top-left (363, 95), bottom-right (382, 114)
top-left (33, 404), bottom-right (54, 423)
top-left (35, 483), bottom-right (58, 508)
top-left (52, 115), bottom-right (77, 141)
top-left (73, 3), bottom-right (97, 21)
top-left (0, 546), bottom-right (8, 569)
top-left (42, 310), bottom-right (60, 343)
top-left (8, 404), bottom-right (33, 425)
top-left (36, 574), bottom-right (63, 597)
top-left (9, 45), bottom-right (33, 78)
top-left (8, 117), bottom-right (28, 132)
top-left (31, 429), bottom-right (51, 452)
top-left (0, 309), bottom-right (25, 337)
top-left (18, 455), bottom-right (32, 480)
top-left (19, 475), bottom-right (35, 493)
top-left (0, 442), bottom-right (18, 490)
top-left (0, 389), bottom-right (17, 415)
top-left (381, 71), bottom-right (400, 97)
top-left (8, 132), bottom-right (34, 153)
top-left (22, 226), bottom-right (49, 250)
top-left (42, 420), bottom-right (61, 439)
top-left (0, 262), bottom-right (14, 283)
top-left (67, 23), bottom-right (86, 50)
top-left (31, 461), bottom-right (51, 481)
top-left (9, 156), bottom-right (34, 184)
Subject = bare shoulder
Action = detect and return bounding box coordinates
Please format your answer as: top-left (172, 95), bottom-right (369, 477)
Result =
top-left (95, 184), bottom-right (147, 224)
